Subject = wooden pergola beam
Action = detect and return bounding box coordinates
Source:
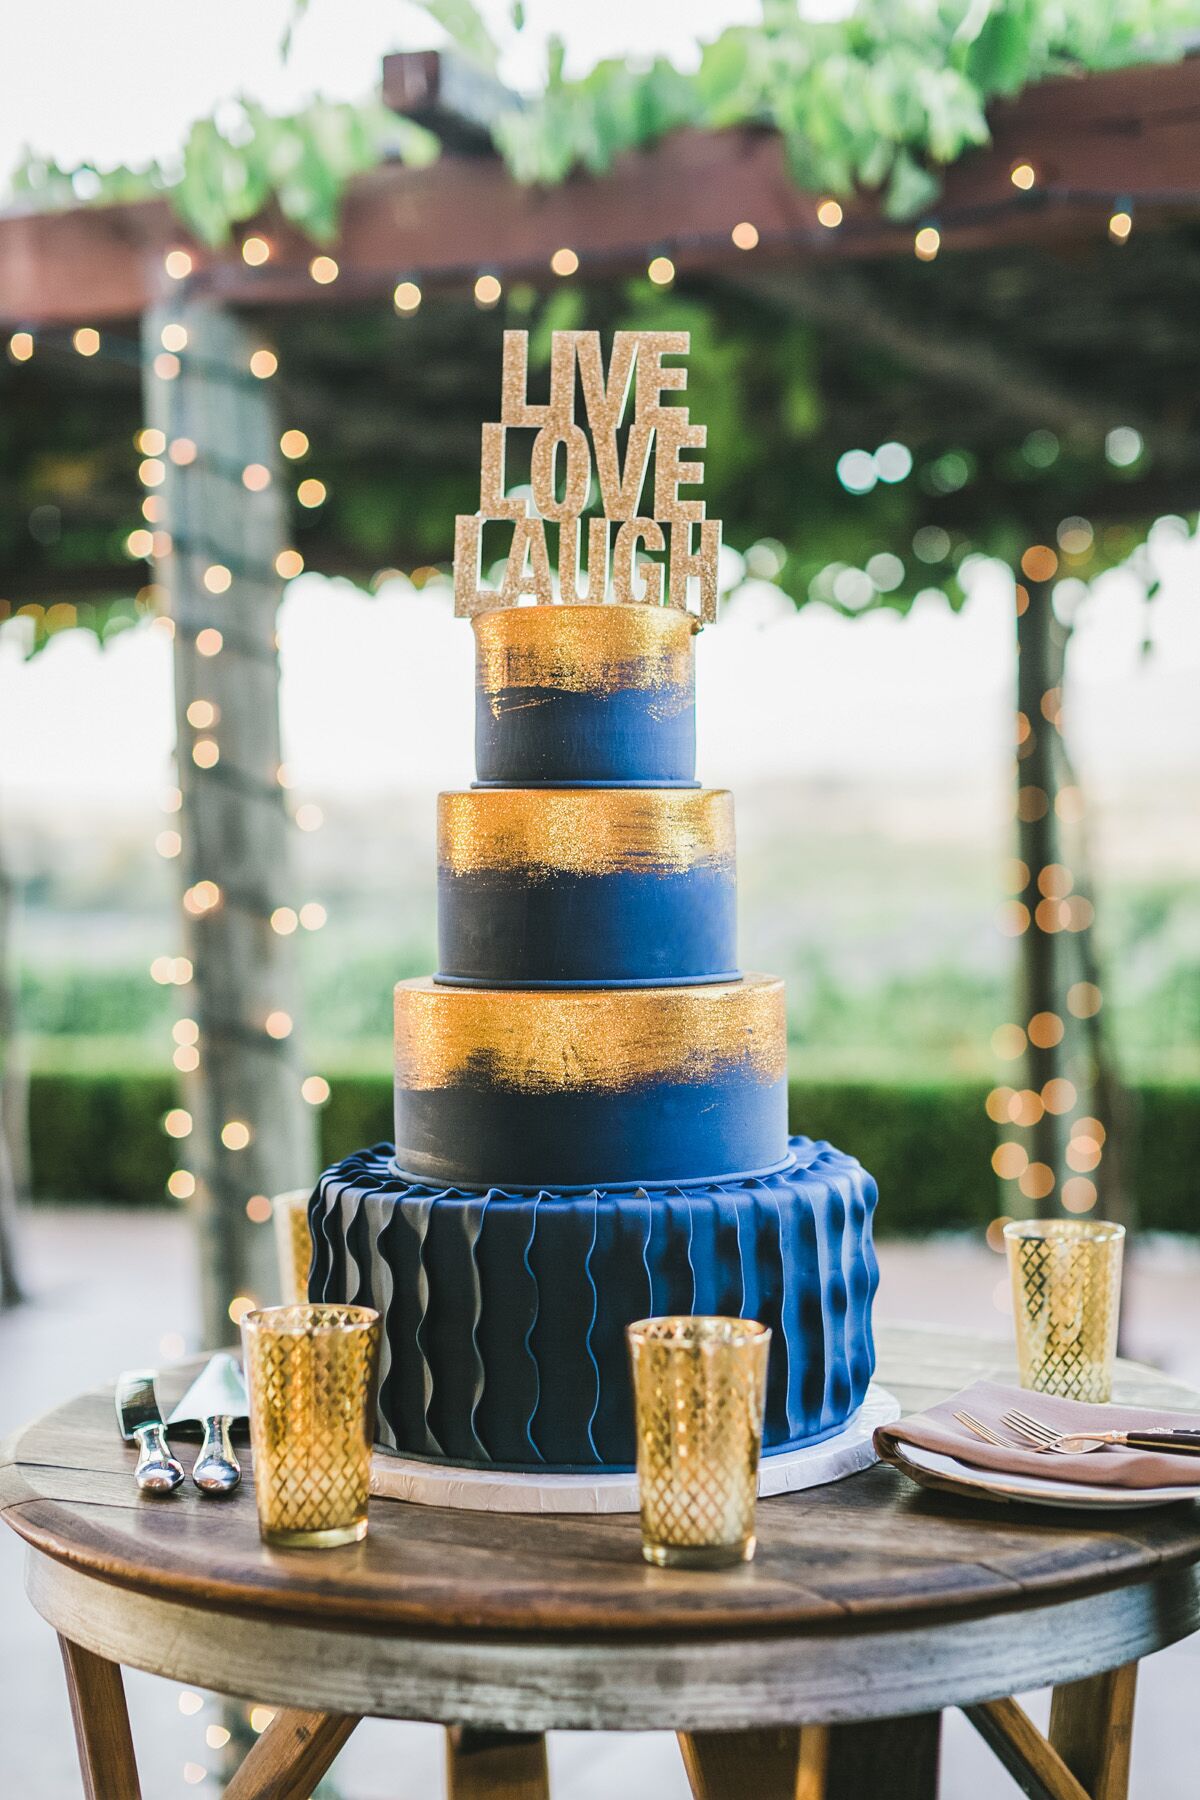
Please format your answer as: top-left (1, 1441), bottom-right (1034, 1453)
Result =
top-left (3, 52), bottom-right (1200, 328)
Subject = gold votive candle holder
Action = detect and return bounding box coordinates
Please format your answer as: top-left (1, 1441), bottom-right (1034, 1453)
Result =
top-left (272, 1189), bottom-right (314, 1304)
top-left (627, 1315), bottom-right (770, 1570)
top-left (241, 1303), bottom-right (380, 1549)
top-left (1004, 1218), bottom-right (1125, 1403)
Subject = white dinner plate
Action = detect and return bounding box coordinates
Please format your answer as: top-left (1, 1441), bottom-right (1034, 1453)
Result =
top-left (900, 1441), bottom-right (1200, 1511)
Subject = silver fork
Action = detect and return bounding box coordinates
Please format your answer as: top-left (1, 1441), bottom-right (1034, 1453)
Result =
top-left (954, 1410), bottom-right (1010, 1448)
top-left (1002, 1406), bottom-right (1200, 1456)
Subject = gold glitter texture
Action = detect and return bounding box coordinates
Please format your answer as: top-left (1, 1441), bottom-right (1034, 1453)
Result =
top-left (633, 331), bottom-right (691, 417)
top-left (530, 422), bottom-right (590, 520)
top-left (654, 415), bottom-right (707, 523)
top-left (497, 517), bottom-right (554, 606)
top-left (479, 423), bottom-right (525, 520)
top-left (439, 787), bottom-right (735, 879)
top-left (576, 331), bottom-right (638, 435)
top-left (394, 975), bottom-right (786, 1094)
top-left (501, 329), bottom-right (549, 428)
top-left (474, 602), bottom-right (696, 697)
top-left (612, 519), bottom-right (666, 606)
top-left (558, 517), bottom-right (610, 603)
top-left (592, 417), bottom-right (654, 520)
top-left (454, 514), bottom-right (493, 618)
top-left (668, 519), bottom-right (722, 623)
top-left (458, 330), bottom-right (720, 620)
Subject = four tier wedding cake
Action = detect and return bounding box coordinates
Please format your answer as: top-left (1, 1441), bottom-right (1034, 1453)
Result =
top-left (309, 330), bottom-right (878, 1473)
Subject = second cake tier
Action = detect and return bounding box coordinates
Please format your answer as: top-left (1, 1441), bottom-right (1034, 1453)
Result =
top-left (394, 974), bottom-right (789, 1190)
top-left (436, 787), bottom-right (737, 988)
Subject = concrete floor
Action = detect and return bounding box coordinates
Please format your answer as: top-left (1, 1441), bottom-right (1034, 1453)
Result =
top-left (2, 1208), bottom-right (1198, 1798)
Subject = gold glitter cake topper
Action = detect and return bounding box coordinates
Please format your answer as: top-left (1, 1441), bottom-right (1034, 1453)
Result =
top-left (454, 330), bottom-right (722, 623)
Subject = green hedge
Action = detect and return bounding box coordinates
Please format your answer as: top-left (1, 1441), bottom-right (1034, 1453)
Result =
top-left (24, 1072), bottom-right (1200, 1235)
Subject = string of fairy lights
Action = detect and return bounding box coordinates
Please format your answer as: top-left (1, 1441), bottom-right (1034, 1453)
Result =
top-left (2, 155), bottom-right (1152, 1339)
top-left (3, 300), bottom-right (340, 1290)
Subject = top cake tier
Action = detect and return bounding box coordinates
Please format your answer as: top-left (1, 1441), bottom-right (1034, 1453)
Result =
top-left (474, 603), bottom-right (698, 788)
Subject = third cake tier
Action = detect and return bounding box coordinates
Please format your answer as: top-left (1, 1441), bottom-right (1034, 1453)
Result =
top-left (394, 974), bottom-right (789, 1190)
top-left (436, 786), bottom-right (738, 988)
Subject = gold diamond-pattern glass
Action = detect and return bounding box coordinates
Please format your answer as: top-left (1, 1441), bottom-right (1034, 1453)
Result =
top-left (1005, 1219), bottom-right (1124, 1403)
top-left (627, 1315), bottom-right (770, 1569)
top-left (272, 1189), bottom-right (314, 1304)
top-left (242, 1304), bottom-right (380, 1548)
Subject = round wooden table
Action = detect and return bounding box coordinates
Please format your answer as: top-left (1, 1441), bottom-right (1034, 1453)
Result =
top-left (3, 1324), bottom-right (1200, 1800)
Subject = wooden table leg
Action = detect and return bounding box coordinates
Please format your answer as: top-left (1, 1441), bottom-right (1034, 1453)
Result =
top-left (964, 1697), bottom-right (1089, 1800)
top-left (678, 1728), bottom-right (801, 1798)
top-left (446, 1726), bottom-right (550, 1798)
top-left (58, 1634), bottom-right (141, 1800)
top-left (802, 1714), bottom-right (942, 1800)
top-left (223, 1708), bottom-right (359, 1800)
top-left (1049, 1662), bottom-right (1138, 1800)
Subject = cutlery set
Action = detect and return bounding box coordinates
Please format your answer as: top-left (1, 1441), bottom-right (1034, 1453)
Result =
top-left (955, 1406), bottom-right (1200, 1458)
top-left (116, 1353), bottom-right (249, 1496)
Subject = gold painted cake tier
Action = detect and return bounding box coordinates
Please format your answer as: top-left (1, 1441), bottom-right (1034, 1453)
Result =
top-left (474, 602), bottom-right (697, 699)
top-left (394, 975), bottom-right (786, 1094)
top-left (438, 787), bottom-right (734, 878)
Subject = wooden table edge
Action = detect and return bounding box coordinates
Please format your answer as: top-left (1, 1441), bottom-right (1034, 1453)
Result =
top-left (6, 1485), bottom-right (1200, 1646)
top-left (21, 1544), bottom-right (1200, 1734)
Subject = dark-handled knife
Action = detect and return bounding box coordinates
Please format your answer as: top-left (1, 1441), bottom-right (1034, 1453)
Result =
top-left (116, 1370), bottom-right (185, 1494)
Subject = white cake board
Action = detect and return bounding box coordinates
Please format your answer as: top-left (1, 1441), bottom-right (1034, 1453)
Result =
top-left (370, 1382), bottom-right (900, 1515)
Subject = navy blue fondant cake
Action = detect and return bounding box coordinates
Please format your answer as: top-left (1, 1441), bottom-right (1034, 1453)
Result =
top-left (474, 603), bottom-right (698, 787)
top-left (310, 1139), bottom-right (878, 1470)
top-left (392, 975), bottom-right (787, 1190)
top-left (436, 788), bottom-right (738, 988)
top-left (312, 600), bottom-right (879, 1471)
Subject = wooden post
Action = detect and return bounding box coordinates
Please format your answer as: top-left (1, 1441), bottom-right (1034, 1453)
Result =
top-left (142, 299), bottom-right (316, 1345)
top-left (1014, 570), bottom-right (1069, 1196)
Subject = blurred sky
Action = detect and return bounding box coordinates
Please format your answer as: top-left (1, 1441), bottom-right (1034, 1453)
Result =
top-left (0, 0), bottom-right (771, 178)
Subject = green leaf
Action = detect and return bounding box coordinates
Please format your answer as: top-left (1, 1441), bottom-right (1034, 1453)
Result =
top-left (966, 11), bottom-right (1033, 95)
top-left (883, 149), bottom-right (940, 220)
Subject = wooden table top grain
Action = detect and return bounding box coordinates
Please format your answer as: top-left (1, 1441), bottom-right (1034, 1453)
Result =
top-left (9, 1320), bottom-right (1200, 1800)
top-left (3, 1323), bottom-right (1200, 1648)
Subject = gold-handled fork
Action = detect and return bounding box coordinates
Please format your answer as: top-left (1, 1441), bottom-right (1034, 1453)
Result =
top-left (1002, 1406), bottom-right (1200, 1456)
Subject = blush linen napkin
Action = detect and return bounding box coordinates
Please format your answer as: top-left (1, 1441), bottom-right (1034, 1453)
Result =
top-left (874, 1380), bottom-right (1200, 1490)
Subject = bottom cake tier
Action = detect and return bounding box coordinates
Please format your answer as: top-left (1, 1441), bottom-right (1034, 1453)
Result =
top-left (309, 1137), bottom-right (879, 1472)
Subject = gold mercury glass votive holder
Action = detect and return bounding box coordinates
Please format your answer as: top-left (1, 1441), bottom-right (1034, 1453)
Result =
top-left (627, 1316), bottom-right (771, 1570)
top-left (1004, 1218), bottom-right (1125, 1403)
top-left (272, 1188), bottom-right (314, 1304)
top-left (241, 1304), bottom-right (380, 1549)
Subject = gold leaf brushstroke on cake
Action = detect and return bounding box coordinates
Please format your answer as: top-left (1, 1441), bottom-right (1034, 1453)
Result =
top-left (474, 602), bottom-right (697, 699)
top-left (394, 976), bottom-right (786, 1093)
top-left (438, 788), bottom-right (735, 878)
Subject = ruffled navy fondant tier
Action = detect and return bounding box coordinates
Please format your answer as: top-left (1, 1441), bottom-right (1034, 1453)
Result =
top-left (309, 1137), bottom-right (879, 1472)
top-left (436, 788), bottom-right (738, 988)
top-left (474, 602), bottom-right (698, 787)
